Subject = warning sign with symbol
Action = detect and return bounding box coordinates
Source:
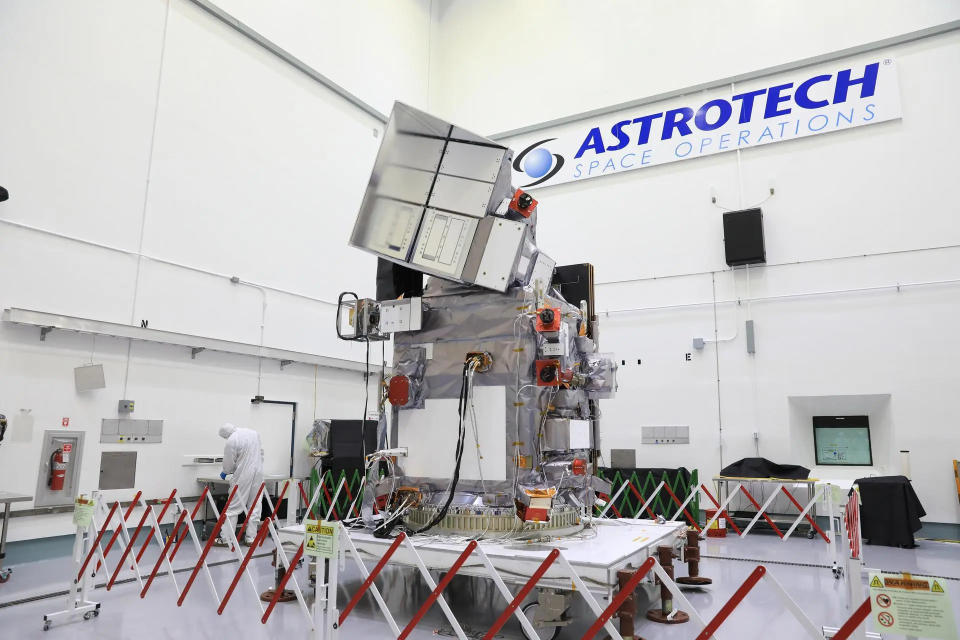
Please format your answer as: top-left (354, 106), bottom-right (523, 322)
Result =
top-left (303, 519), bottom-right (338, 559)
top-left (868, 571), bottom-right (957, 640)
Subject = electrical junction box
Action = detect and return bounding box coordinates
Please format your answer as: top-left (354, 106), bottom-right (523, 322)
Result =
top-left (101, 419), bottom-right (163, 443)
top-left (641, 426), bottom-right (690, 445)
top-left (378, 297), bottom-right (423, 333)
top-left (118, 399), bottom-right (135, 414)
top-left (610, 449), bottom-right (636, 468)
top-left (99, 451), bottom-right (138, 490)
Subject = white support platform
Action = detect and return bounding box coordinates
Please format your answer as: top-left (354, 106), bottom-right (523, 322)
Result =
top-left (280, 518), bottom-right (686, 595)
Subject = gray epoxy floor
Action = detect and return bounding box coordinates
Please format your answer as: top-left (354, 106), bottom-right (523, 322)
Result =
top-left (1, 531), bottom-right (958, 639)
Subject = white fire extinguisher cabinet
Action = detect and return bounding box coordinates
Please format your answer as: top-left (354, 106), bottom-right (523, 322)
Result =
top-left (33, 430), bottom-right (85, 508)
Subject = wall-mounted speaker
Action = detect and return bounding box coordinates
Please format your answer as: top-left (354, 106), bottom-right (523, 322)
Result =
top-left (722, 208), bottom-right (765, 267)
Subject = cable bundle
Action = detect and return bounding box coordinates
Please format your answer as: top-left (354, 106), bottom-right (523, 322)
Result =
top-left (376, 356), bottom-right (479, 538)
top-left (411, 357), bottom-right (478, 534)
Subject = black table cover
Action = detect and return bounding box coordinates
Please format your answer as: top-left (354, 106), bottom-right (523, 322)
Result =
top-left (720, 457), bottom-right (810, 479)
top-left (855, 475), bottom-right (926, 548)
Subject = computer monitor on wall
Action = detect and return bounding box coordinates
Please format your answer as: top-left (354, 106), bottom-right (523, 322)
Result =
top-left (813, 415), bottom-right (873, 466)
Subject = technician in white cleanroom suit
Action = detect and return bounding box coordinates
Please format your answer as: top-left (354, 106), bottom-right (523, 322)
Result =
top-left (218, 423), bottom-right (264, 545)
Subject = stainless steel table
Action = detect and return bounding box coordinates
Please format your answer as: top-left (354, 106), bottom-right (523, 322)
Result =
top-left (713, 476), bottom-right (819, 538)
top-left (195, 475), bottom-right (289, 539)
top-left (0, 491), bottom-right (33, 583)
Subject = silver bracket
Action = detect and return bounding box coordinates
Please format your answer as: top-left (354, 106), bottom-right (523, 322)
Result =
top-left (280, 360), bottom-right (294, 370)
top-left (40, 326), bottom-right (54, 341)
top-left (191, 347), bottom-right (205, 359)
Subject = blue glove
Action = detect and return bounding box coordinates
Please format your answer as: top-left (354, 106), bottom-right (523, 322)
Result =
top-left (220, 472), bottom-right (227, 480)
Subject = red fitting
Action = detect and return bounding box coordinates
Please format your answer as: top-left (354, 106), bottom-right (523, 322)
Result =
top-left (509, 188), bottom-right (538, 217)
top-left (535, 307), bottom-right (561, 333)
top-left (388, 375), bottom-right (410, 406)
top-left (535, 359), bottom-right (561, 387)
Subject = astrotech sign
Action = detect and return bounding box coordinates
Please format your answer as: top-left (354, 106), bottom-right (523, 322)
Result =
top-left (510, 59), bottom-right (902, 189)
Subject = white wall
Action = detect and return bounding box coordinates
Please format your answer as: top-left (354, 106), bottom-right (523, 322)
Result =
top-left (1, 324), bottom-right (371, 541)
top-left (0, 0), bottom-right (404, 540)
top-left (215, 0), bottom-right (432, 115)
top-left (429, 0), bottom-right (960, 134)
top-left (497, 31), bottom-right (960, 524)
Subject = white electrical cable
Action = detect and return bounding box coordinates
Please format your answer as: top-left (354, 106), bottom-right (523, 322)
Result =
top-left (467, 362), bottom-right (486, 495)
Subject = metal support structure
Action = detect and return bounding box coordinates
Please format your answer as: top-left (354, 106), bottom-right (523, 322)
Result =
top-left (250, 397), bottom-right (297, 479)
top-left (739, 486), bottom-right (785, 538)
top-left (582, 557), bottom-right (655, 640)
top-left (259, 510), bottom-right (311, 624)
top-left (647, 545), bottom-right (690, 624)
top-left (401, 536), bottom-right (469, 640)
top-left (61, 480), bottom-right (884, 640)
top-left (3, 307), bottom-right (374, 373)
top-left (178, 485), bottom-right (238, 606)
top-left (184, 0), bottom-right (388, 124)
top-left (43, 493), bottom-right (102, 631)
top-left (676, 529), bottom-right (712, 586)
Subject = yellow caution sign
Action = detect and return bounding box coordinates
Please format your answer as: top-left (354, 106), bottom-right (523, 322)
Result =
top-left (870, 575), bottom-right (883, 588)
top-left (932, 580), bottom-right (944, 594)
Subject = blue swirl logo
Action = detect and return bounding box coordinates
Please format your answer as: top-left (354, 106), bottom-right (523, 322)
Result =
top-left (513, 138), bottom-right (564, 188)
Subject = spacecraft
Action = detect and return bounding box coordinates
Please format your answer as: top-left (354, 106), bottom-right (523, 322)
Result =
top-left (338, 103), bottom-right (617, 538)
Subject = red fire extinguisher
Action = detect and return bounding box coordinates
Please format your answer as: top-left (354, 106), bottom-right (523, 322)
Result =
top-left (49, 448), bottom-right (66, 491)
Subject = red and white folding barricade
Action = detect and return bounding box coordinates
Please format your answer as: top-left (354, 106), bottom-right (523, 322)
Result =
top-left (55, 475), bottom-right (879, 640)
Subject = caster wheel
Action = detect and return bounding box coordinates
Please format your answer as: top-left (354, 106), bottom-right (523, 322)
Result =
top-left (43, 622), bottom-right (51, 632)
top-left (520, 602), bottom-right (561, 640)
top-left (84, 612), bottom-right (93, 620)
top-left (807, 530), bottom-right (816, 539)
top-left (94, 610), bottom-right (100, 617)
